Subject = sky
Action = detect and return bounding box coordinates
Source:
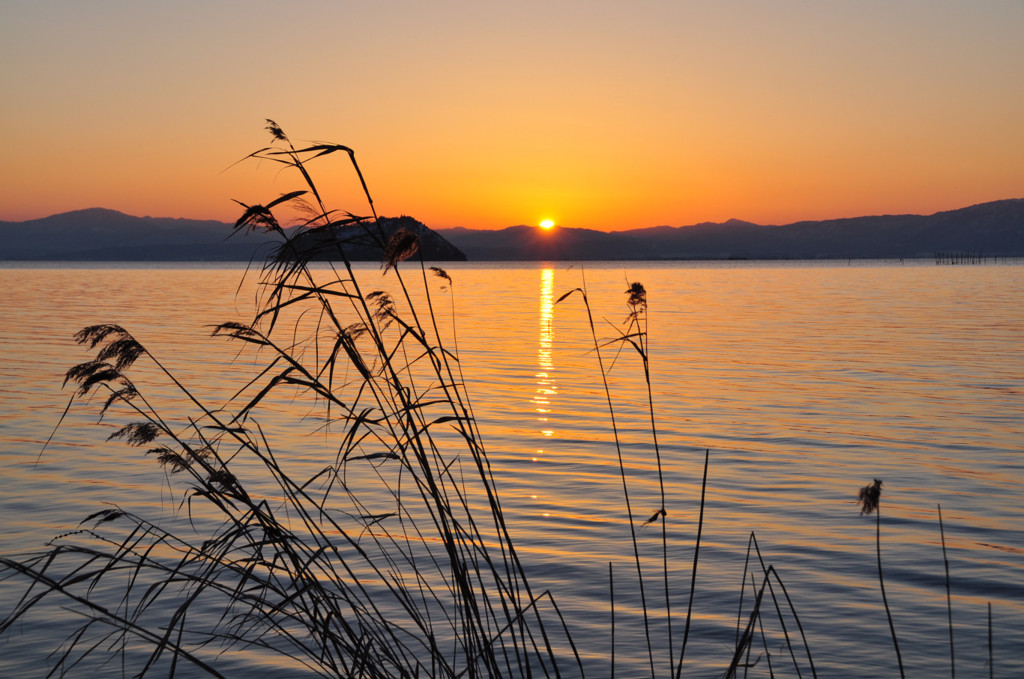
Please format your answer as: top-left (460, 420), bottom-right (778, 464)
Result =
top-left (2, 0), bottom-right (1022, 231)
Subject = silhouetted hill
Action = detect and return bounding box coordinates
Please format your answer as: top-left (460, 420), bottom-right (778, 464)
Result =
top-left (0, 208), bottom-right (272, 261)
top-left (437, 199), bottom-right (1024, 260)
top-left (0, 209), bottom-right (465, 262)
top-left (272, 215), bottom-right (466, 263)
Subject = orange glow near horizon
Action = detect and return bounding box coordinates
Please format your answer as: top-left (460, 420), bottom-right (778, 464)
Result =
top-left (1, 4), bottom-right (1022, 231)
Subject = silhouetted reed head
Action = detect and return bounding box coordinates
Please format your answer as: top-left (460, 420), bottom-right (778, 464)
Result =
top-left (626, 281), bottom-right (647, 310)
top-left (382, 227), bottom-right (419, 272)
top-left (859, 478), bottom-right (883, 514)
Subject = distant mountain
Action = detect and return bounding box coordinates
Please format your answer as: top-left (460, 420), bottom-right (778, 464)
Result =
top-left (437, 199), bottom-right (1024, 260)
top-left (0, 208), bottom-right (272, 261)
top-left (0, 209), bottom-right (465, 262)
top-left (3, 199), bottom-right (1022, 261)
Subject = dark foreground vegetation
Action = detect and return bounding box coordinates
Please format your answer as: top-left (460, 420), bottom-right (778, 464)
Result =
top-left (0, 123), bottom-right (999, 677)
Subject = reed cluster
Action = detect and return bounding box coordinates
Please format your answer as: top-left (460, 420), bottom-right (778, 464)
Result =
top-left (1, 122), bottom-right (574, 677)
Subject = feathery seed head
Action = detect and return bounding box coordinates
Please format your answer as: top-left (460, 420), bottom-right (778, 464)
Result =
top-left (102, 384), bottom-right (139, 413)
top-left (108, 422), bottom-right (161, 446)
top-left (96, 337), bottom-right (145, 371)
top-left (366, 291), bottom-right (395, 322)
top-left (265, 119), bottom-right (288, 142)
top-left (626, 281), bottom-right (647, 310)
top-left (858, 478), bottom-right (883, 514)
top-left (382, 228), bottom-right (419, 273)
top-left (148, 446), bottom-right (192, 472)
top-left (74, 324), bottom-right (130, 349)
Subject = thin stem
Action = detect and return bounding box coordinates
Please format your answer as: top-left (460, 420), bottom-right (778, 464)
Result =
top-left (675, 448), bottom-right (710, 679)
top-left (636, 295), bottom-right (673, 668)
top-left (609, 562), bottom-right (615, 679)
top-left (938, 504), bottom-right (955, 678)
top-left (876, 506), bottom-right (905, 679)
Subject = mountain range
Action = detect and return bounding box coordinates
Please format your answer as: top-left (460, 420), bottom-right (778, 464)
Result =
top-left (2, 199), bottom-right (1022, 262)
top-left (437, 199), bottom-right (1024, 260)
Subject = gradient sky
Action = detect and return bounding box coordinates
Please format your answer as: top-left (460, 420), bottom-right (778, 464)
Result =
top-left (2, 1), bottom-right (1022, 231)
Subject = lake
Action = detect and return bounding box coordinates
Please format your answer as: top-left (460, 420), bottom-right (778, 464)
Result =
top-left (1, 260), bottom-right (1022, 677)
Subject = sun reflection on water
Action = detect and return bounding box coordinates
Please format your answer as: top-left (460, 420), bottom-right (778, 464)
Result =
top-left (531, 269), bottom-right (558, 501)
top-left (534, 269), bottom-right (556, 432)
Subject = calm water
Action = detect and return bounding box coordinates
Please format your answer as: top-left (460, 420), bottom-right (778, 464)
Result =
top-left (1, 260), bottom-right (1022, 677)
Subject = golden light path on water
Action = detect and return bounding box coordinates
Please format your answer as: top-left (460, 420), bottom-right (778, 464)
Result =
top-left (536, 267), bottom-right (556, 436)
top-left (531, 268), bottom-right (557, 516)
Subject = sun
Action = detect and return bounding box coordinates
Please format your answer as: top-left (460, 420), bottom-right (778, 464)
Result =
top-left (539, 219), bottom-right (555, 230)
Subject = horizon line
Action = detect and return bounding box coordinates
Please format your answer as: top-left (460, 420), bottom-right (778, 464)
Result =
top-left (4, 196), bottom-right (1023, 233)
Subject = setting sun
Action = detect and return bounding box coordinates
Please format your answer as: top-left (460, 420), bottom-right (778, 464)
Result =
top-left (539, 219), bottom-right (555, 230)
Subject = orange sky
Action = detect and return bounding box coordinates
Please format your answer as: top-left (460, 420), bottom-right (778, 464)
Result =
top-left (2, 2), bottom-right (1022, 231)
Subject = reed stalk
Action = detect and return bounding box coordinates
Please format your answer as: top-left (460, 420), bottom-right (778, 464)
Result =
top-left (876, 505), bottom-right (904, 679)
top-left (555, 280), bottom-right (658, 677)
top-left (674, 448), bottom-right (709, 677)
top-left (608, 562), bottom-right (615, 679)
top-left (938, 504), bottom-right (955, 678)
top-left (860, 478), bottom-right (904, 679)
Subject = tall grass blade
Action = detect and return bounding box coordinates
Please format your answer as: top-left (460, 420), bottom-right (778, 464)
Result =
top-left (675, 448), bottom-right (709, 678)
top-left (609, 562), bottom-right (615, 679)
top-left (938, 504), bottom-right (955, 678)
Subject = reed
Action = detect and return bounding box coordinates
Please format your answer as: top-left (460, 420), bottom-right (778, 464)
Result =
top-left (556, 281), bottom-right (815, 678)
top-left (1, 122), bottom-right (577, 677)
top-left (859, 478), bottom-right (904, 679)
top-left (939, 504), bottom-right (955, 678)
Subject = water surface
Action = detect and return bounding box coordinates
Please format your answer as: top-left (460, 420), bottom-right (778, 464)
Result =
top-left (1, 260), bottom-right (1022, 677)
